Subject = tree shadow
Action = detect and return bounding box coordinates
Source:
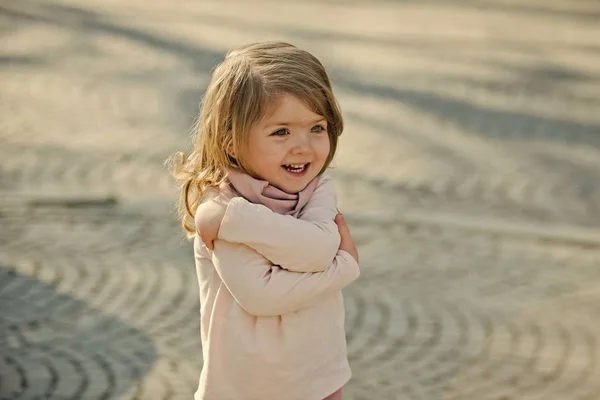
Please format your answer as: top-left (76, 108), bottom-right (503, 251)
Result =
top-left (344, 109), bottom-right (482, 174)
top-left (311, 0), bottom-right (600, 23)
top-left (0, 54), bottom-right (46, 66)
top-left (2, 0), bottom-right (599, 222)
top-left (0, 267), bottom-right (156, 399)
top-left (0, 0), bottom-right (224, 69)
top-left (2, 0), bottom-right (598, 138)
top-left (337, 75), bottom-right (600, 146)
top-left (0, 0), bottom-right (223, 132)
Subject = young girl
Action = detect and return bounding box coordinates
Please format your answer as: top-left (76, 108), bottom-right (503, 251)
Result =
top-left (169, 41), bottom-right (360, 400)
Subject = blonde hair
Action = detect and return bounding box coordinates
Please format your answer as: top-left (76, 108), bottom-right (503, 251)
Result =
top-left (167, 41), bottom-right (344, 238)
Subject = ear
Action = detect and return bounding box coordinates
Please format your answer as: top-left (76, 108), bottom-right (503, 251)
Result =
top-left (225, 140), bottom-right (239, 167)
top-left (226, 141), bottom-right (236, 158)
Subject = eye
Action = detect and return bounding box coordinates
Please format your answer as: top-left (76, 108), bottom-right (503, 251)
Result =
top-left (311, 124), bottom-right (327, 133)
top-left (270, 128), bottom-right (289, 137)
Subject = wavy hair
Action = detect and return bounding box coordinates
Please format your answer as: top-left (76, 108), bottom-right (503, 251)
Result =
top-left (167, 41), bottom-right (344, 238)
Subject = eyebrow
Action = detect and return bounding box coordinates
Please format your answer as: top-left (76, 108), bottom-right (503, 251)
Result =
top-left (265, 117), bottom-right (326, 128)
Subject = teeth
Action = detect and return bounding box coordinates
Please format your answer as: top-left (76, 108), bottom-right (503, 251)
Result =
top-left (284, 163), bottom-right (307, 173)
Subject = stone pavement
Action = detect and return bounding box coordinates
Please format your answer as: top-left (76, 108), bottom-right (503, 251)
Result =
top-left (1, 0), bottom-right (600, 399)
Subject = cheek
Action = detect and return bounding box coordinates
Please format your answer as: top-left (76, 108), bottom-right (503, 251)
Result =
top-left (250, 143), bottom-right (287, 173)
top-left (260, 145), bottom-right (289, 165)
top-left (316, 135), bottom-right (331, 158)
top-left (247, 138), bottom-right (278, 163)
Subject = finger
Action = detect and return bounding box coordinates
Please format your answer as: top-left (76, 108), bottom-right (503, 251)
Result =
top-left (200, 233), bottom-right (213, 250)
top-left (337, 222), bottom-right (350, 232)
top-left (336, 216), bottom-right (350, 229)
top-left (336, 222), bottom-right (349, 233)
top-left (205, 237), bottom-right (214, 250)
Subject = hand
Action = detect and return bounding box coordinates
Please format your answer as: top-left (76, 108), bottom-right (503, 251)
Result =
top-left (335, 212), bottom-right (359, 264)
top-left (195, 196), bottom-right (229, 250)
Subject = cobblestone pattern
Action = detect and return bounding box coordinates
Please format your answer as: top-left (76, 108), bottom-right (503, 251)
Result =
top-left (2, 0), bottom-right (600, 399)
top-left (2, 207), bottom-right (600, 399)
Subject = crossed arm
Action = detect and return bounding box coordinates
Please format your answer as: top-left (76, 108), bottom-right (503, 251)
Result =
top-left (203, 240), bottom-right (360, 316)
top-left (195, 174), bottom-right (360, 315)
top-left (197, 174), bottom-right (343, 272)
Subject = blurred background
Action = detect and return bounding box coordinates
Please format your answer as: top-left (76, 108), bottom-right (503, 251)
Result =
top-left (1, 0), bottom-right (600, 399)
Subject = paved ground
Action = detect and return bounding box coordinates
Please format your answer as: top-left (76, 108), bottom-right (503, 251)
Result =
top-left (1, 0), bottom-right (600, 399)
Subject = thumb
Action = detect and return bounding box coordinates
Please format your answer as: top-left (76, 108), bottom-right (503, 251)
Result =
top-left (335, 215), bottom-right (348, 229)
top-left (200, 231), bottom-right (214, 250)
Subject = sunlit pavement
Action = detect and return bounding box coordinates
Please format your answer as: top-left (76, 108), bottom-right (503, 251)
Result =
top-left (2, 1), bottom-right (600, 399)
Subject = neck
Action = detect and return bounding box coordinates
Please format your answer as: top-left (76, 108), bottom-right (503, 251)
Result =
top-left (226, 168), bottom-right (318, 216)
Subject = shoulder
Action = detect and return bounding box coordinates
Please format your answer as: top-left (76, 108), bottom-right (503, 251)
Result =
top-left (194, 233), bottom-right (211, 258)
top-left (312, 173), bottom-right (337, 202)
top-left (200, 184), bottom-right (236, 205)
top-left (315, 172), bottom-right (335, 192)
top-left (298, 173), bottom-right (338, 219)
top-left (201, 188), bottom-right (219, 204)
top-left (195, 186), bottom-right (236, 240)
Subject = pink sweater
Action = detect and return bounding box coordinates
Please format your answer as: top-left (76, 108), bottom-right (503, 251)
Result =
top-left (193, 174), bottom-right (360, 400)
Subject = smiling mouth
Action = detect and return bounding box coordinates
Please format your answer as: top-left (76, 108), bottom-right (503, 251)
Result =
top-left (282, 163), bottom-right (310, 174)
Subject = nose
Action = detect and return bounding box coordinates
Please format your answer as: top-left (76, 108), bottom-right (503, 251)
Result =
top-left (290, 132), bottom-right (312, 155)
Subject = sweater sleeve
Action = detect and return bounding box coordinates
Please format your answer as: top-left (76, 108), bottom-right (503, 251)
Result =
top-left (210, 239), bottom-right (360, 316)
top-left (217, 174), bottom-right (340, 273)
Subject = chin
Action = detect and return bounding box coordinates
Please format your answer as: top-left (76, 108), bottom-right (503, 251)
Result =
top-left (279, 185), bottom-right (303, 195)
top-left (273, 169), bottom-right (321, 194)
top-left (276, 180), bottom-right (309, 195)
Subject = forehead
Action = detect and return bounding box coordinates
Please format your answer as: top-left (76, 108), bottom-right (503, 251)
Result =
top-left (260, 93), bottom-right (324, 126)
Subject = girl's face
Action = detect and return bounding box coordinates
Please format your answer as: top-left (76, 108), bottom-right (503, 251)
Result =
top-left (244, 93), bottom-right (331, 194)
